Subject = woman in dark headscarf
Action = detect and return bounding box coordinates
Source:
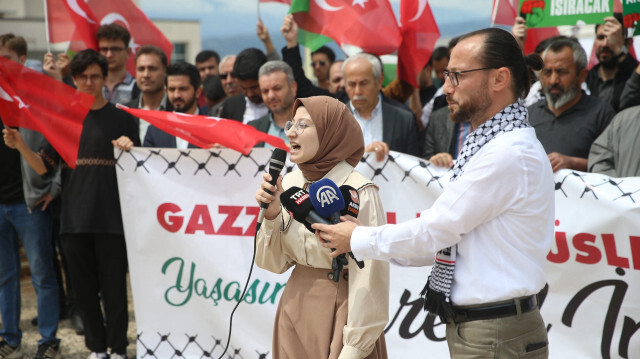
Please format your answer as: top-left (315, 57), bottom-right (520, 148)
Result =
top-left (255, 96), bottom-right (389, 359)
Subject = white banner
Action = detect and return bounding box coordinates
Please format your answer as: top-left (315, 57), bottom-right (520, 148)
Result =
top-left (115, 148), bottom-right (640, 359)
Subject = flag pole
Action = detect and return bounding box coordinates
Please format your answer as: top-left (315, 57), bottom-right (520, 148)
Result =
top-left (43, 0), bottom-right (52, 53)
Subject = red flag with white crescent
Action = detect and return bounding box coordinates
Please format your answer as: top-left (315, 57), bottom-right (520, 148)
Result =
top-left (116, 106), bottom-right (289, 155)
top-left (0, 57), bottom-right (94, 168)
top-left (398, 0), bottom-right (440, 88)
top-left (87, 0), bottom-right (174, 76)
top-left (292, 0), bottom-right (401, 55)
top-left (46, 0), bottom-right (99, 50)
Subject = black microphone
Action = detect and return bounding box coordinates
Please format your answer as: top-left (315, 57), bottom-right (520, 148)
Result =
top-left (280, 186), bottom-right (330, 233)
top-left (339, 185), bottom-right (365, 269)
top-left (256, 148), bottom-right (287, 230)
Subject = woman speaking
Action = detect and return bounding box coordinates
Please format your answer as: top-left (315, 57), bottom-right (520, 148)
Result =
top-left (255, 96), bottom-right (389, 359)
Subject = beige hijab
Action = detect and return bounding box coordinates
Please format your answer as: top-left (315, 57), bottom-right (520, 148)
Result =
top-left (293, 96), bottom-right (364, 181)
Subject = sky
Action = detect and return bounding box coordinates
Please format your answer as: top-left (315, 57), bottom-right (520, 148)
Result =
top-left (139, 0), bottom-right (495, 41)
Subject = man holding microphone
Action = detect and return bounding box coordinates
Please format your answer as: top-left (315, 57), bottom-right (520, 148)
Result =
top-left (313, 28), bottom-right (554, 358)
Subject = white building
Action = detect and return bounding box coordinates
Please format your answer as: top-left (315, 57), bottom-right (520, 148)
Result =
top-left (0, 0), bottom-right (200, 66)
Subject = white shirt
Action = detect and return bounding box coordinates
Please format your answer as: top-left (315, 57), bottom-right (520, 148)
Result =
top-left (176, 108), bottom-right (200, 149)
top-left (349, 94), bottom-right (383, 147)
top-left (420, 87), bottom-right (444, 129)
top-left (243, 96), bottom-right (268, 124)
top-left (351, 128), bottom-right (555, 305)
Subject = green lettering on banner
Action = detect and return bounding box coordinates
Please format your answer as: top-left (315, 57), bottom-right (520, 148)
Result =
top-left (160, 256), bottom-right (285, 307)
top-left (520, 0), bottom-right (613, 27)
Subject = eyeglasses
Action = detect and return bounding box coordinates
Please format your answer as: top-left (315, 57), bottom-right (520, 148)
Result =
top-left (99, 46), bottom-right (126, 54)
top-left (443, 67), bottom-right (497, 87)
top-left (219, 72), bottom-right (233, 79)
top-left (284, 120), bottom-right (314, 135)
top-left (74, 74), bottom-right (103, 83)
top-left (311, 60), bottom-right (327, 67)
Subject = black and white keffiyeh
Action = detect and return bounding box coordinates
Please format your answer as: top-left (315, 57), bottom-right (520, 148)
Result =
top-left (421, 100), bottom-right (530, 322)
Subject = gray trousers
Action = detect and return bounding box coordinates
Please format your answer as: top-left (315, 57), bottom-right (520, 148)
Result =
top-left (446, 308), bottom-right (548, 358)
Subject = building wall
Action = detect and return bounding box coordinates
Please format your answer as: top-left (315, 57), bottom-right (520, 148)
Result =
top-left (0, 1), bottom-right (200, 67)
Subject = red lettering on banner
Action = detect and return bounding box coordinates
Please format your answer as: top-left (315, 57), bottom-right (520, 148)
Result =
top-left (602, 234), bottom-right (630, 269)
top-left (387, 212), bottom-right (396, 224)
top-left (632, 236), bottom-right (640, 270)
top-left (157, 203), bottom-right (184, 233)
top-left (573, 233), bottom-right (601, 265)
top-left (217, 206), bottom-right (244, 236)
top-left (244, 206), bottom-right (259, 237)
top-left (548, 231), bottom-right (570, 263)
top-left (185, 205), bottom-right (215, 234)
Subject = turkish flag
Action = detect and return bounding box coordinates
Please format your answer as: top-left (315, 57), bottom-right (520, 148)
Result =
top-left (490, 0), bottom-right (558, 54)
top-left (45, 0), bottom-right (99, 50)
top-left (87, 0), bottom-right (173, 76)
top-left (292, 0), bottom-right (401, 55)
top-left (490, 0), bottom-right (518, 26)
top-left (397, 0), bottom-right (440, 88)
top-left (117, 106), bottom-right (289, 155)
top-left (0, 57), bottom-right (94, 168)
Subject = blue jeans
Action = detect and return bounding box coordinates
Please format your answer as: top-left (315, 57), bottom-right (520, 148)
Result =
top-left (0, 202), bottom-right (60, 346)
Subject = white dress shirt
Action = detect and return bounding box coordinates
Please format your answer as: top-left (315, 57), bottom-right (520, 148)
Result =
top-left (349, 94), bottom-right (383, 147)
top-left (243, 96), bottom-right (268, 124)
top-left (351, 128), bottom-right (555, 306)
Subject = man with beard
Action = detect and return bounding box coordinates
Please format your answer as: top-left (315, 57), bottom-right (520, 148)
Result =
top-left (248, 61), bottom-right (297, 147)
top-left (126, 45), bottom-right (172, 143)
top-left (586, 14), bottom-right (637, 112)
top-left (143, 62), bottom-right (202, 148)
top-left (528, 37), bottom-right (614, 172)
top-left (313, 28), bottom-right (554, 358)
top-left (217, 48), bottom-right (269, 124)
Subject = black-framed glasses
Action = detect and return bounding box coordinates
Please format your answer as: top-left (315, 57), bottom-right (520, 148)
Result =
top-left (98, 46), bottom-right (126, 54)
top-left (284, 120), bottom-right (314, 135)
top-left (444, 67), bottom-right (498, 86)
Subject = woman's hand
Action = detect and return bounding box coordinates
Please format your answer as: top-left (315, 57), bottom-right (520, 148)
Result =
top-left (255, 173), bottom-right (284, 221)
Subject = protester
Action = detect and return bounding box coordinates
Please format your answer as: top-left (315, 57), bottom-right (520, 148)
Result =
top-left (248, 60), bottom-right (298, 146)
top-left (126, 45), bottom-right (172, 143)
top-left (217, 48), bottom-right (269, 123)
top-left (528, 37), bottom-right (614, 172)
top-left (311, 46), bottom-right (335, 90)
top-left (342, 53), bottom-right (420, 160)
top-left (586, 14), bottom-right (637, 112)
top-left (97, 24), bottom-right (138, 105)
top-left (195, 50), bottom-right (220, 81)
top-left (255, 96), bottom-right (389, 359)
top-left (3, 49), bottom-right (139, 359)
top-left (328, 59), bottom-right (345, 94)
top-left (202, 75), bottom-right (226, 110)
top-left (588, 104), bottom-right (640, 177)
top-left (0, 32), bottom-right (62, 359)
top-left (313, 28), bottom-right (552, 358)
top-left (144, 62), bottom-right (203, 148)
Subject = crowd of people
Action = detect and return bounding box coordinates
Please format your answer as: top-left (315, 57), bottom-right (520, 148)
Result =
top-left (1, 9), bottom-right (639, 359)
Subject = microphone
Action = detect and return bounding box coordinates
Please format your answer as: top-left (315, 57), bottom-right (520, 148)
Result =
top-left (280, 185), bottom-right (347, 282)
top-left (279, 187), bottom-right (329, 233)
top-left (339, 185), bottom-right (365, 269)
top-left (256, 148), bottom-right (287, 230)
top-left (308, 178), bottom-right (345, 224)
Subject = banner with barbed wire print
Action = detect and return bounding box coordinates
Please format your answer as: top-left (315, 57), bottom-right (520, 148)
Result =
top-left (115, 147), bottom-right (640, 359)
